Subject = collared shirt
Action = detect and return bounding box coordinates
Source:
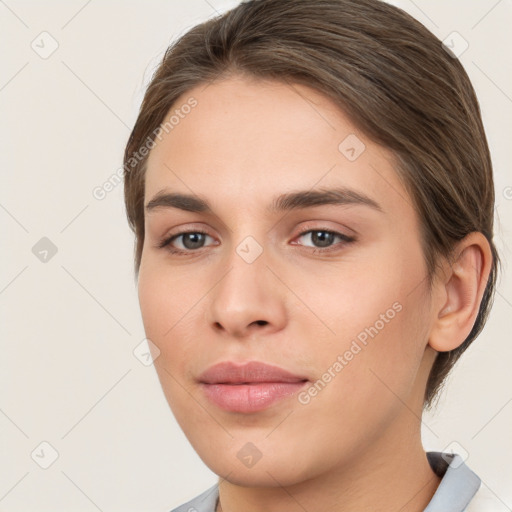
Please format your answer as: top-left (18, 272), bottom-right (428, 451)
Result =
top-left (169, 451), bottom-right (506, 512)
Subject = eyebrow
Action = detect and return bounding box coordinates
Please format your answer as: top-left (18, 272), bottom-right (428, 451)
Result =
top-left (145, 186), bottom-right (383, 214)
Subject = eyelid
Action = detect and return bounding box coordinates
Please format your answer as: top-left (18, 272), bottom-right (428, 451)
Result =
top-left (292, 220), bottom-right (356, 240)
top-left (291, 227), bottom-right (355, 253)
top-left (157, 228), bottom-right (215, 251)
top-left (156, 221), bottom-right (213, 242)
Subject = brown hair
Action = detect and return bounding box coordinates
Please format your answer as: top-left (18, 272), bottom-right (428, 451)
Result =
top-left (123, 0), bottom-right (499, 409)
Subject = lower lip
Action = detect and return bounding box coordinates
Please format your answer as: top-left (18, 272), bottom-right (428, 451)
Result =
top-left (200, 381), bottom-right (308, 413)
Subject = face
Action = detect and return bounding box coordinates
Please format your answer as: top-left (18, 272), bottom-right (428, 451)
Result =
top-left (138, 75), bottom-right (438, 486)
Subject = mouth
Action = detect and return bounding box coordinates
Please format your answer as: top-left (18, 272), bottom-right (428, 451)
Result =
top-left (198, 360), bottom-right (310, 413)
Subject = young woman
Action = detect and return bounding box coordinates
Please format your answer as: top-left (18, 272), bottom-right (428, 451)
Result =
top-left (123, 0), bottom-right (501, 510)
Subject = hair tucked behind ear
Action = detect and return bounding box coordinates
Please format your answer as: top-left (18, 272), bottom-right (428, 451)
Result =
top-left (123, 0), bottom-right (499, 409)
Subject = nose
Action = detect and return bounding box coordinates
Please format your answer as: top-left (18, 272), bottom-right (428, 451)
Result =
top-left (205, 241), bottom-right (287, 340)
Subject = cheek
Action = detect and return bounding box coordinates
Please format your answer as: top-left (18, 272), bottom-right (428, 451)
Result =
top-left (290, 287), bottom-right (431, 465)
top-left (137, 263), bottom-right (207, 421)
top-left (137, 261), bottom-right (204, 369)
top-left (299, 241), bottom-right (431, 404)
top-left (138, 264), bottom-right (172, 340)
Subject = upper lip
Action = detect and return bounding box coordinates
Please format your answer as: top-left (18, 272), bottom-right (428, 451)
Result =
top-left (198, 361), bottom-right (309, 384)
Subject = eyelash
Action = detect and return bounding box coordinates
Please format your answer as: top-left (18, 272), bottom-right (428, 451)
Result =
top-left (157, 228), bottom-right (356, 256)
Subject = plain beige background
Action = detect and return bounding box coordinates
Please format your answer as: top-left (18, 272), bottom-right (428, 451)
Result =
top-left (1, 0), bottom-right (511, 510)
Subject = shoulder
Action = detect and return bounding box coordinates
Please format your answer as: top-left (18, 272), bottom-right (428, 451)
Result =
top-left (169, 483), bottom-right (219, 512)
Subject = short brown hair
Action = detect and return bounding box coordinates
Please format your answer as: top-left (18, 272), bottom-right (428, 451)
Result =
top-left (123, 0), bottom-right (499, 409)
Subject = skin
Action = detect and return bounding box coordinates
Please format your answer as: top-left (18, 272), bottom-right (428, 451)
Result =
top-left (138, 75), bottom-right (492, 512)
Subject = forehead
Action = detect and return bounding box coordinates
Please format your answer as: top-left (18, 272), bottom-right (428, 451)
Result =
top-left (144, 76), bottom-right (412, 219)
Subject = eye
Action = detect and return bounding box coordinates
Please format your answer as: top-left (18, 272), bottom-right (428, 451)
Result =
top-left (157, 227), bottom-right (355, 256)
top-left (293, 228), bottom-right (355, 252)
top-left (158, 230), bottom-right (216, 254)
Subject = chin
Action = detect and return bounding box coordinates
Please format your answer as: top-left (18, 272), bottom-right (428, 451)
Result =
top-left (193, 442), bottom-right (319, 488)
top-left (209, 463), bottom-right (307, 488)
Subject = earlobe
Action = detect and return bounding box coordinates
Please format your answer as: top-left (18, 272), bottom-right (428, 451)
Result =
top-left (428, 232), bottom-right (492, 353)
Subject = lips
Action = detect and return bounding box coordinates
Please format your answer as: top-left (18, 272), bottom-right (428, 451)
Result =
top-left (198, 360), bottom-right (308, 384)
top-left (198, 361), bottom-right (309, 413)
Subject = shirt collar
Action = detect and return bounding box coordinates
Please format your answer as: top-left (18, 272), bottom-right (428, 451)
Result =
top-left (424, 451), bottom-right (481, 511)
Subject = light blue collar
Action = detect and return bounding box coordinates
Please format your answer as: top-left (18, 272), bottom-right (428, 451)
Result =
top-left (424, 451), bottom-right (481, 511)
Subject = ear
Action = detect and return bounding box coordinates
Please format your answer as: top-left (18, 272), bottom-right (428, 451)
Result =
top-left (428, 232), bottom-right (493, 352)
